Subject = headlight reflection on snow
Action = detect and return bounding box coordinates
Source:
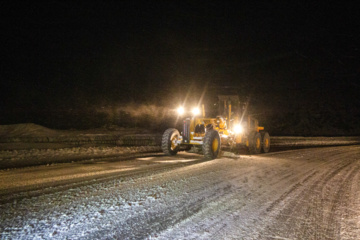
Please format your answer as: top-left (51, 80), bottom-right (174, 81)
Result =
top-left (155, 159), bottom-right (197, 163)
top-left (137, 157), bottom-right (198, 163)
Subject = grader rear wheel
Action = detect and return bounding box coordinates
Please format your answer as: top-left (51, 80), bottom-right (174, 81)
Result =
top-left (261, 132), bottom-right (271, 153)
top-left (248, 131), bottom-right (262, 154)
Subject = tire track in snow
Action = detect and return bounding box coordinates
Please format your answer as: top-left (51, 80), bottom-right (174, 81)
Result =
top-left (0, 154), bottom-right (207, 204)
top-left (261, 146), bottom-right (360, 240)
top-left (325, 160), bottom-right (360, 239)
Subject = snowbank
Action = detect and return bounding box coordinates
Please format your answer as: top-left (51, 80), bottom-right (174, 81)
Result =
top-left (0, 124), bottom-right (162, 169)
top-left (0, 123), bottom-right (59, 137)
top-left (271, 136), bottom-right (360, 147)
top-left (0, 123), bottom-right (162, 149)
top-left (0, 146), bottom-right (161, 169)
top-left (0, 123), bottom-right (154, 138)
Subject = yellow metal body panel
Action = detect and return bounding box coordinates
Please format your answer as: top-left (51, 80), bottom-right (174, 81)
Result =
top-left (182, 113), bottom-right (265, 148)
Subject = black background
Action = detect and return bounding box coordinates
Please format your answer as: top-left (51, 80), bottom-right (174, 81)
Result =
top-left (1, 1), bottom-right (359, 135)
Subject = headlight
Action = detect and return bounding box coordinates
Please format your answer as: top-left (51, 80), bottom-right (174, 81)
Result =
top-left (192, 107), bottom-right (200, 116)
top-left (234, 124), bottom-right (243, 134)
top-left (177, 106), bottom-right (185, 115)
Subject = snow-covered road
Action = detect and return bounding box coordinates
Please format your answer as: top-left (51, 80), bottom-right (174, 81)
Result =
top-left (1, 145), bottom-right (359, 239)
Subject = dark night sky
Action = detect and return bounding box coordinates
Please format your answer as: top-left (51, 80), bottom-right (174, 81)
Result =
top-left (1, 1), bottom-right (359, 133)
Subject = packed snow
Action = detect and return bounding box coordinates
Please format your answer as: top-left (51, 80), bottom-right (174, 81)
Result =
top-left (0, 123), bottom-right (359, 239)
top-left (0, 146), bottom-right (359, 239)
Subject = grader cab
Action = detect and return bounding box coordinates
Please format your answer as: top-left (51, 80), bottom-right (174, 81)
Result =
top-left (162, 95), bottom-right (270, 159)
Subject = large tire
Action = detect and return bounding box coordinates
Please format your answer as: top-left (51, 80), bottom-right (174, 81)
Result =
top-left (261, 132), bottom-right (270, 153)
top-left (202, 129), bottom-right (221, 159)
top-left (162, 128), bottom-right (180, 156)
top-left (248, 131), bottom-right (261, 154)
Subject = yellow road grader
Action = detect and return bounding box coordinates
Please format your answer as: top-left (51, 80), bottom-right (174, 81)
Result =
top-left (162, 95), bottom-right (270, 159)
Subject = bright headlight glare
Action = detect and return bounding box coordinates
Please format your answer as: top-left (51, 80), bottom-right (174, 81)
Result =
top-left (192, 107), bottom-right (200, 115)
top-left (177, 106), bottom-right (185, 115)
top-left (234, 124), bottom-right (243, 134)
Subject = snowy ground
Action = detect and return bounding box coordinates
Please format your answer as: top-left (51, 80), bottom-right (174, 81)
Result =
top-left (0, 146), bottom-right (359, 239)
top-left (0, 124), bottom-right (360, 239)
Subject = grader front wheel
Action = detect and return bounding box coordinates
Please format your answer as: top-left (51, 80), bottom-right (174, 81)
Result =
top-left (202, 130), bottom-right (221, 159)
top-left (161, 128), bottom-right (180, 156)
